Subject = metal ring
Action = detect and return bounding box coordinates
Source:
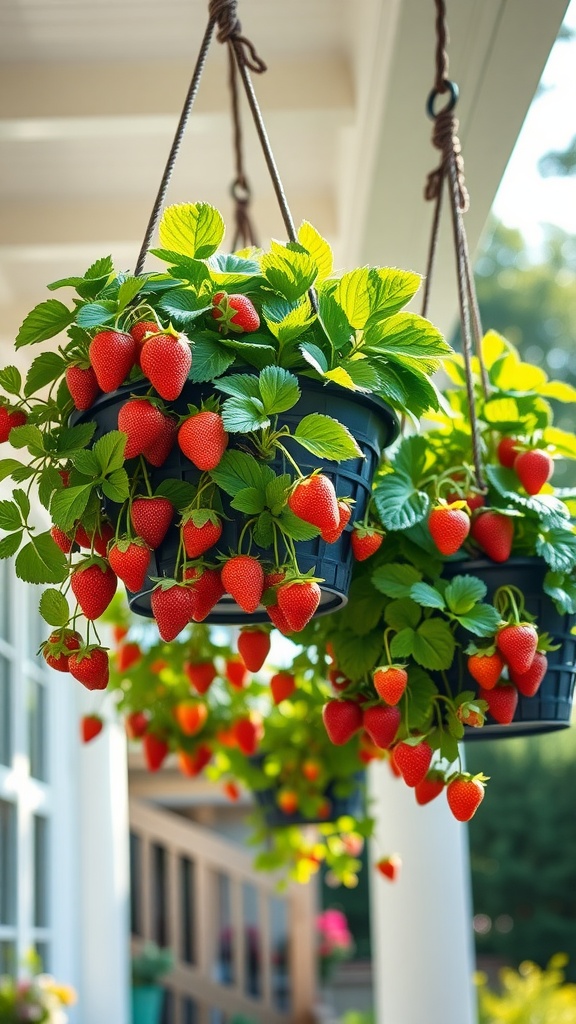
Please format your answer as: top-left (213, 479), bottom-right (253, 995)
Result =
top-left (426, 79), bottom-right (459, 119)
top-left (230, 178), bottom-right (251, 203)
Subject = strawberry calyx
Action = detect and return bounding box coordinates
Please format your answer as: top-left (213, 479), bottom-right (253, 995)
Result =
top-left (70, 642), bottom-right (110, 664)
top-left (446, 770), bottom-right (489, 787)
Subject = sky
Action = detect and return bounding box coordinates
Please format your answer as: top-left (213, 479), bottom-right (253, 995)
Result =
top-left (492, 0), bottom-right (576, 247)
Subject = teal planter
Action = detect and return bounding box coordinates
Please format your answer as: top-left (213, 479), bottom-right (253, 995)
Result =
top-left (131, 985), bottom-right (164, 1024)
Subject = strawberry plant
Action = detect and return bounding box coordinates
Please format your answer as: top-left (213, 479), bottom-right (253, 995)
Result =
top-left (0, 200), bottom-right (450, 690)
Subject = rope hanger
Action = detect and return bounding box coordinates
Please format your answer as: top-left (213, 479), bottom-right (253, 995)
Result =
top-left (422, 0), bottom-right (491, 492)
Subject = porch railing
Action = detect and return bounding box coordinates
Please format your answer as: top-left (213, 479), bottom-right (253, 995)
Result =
top-left (129, 798), bottom-right (318, 1024)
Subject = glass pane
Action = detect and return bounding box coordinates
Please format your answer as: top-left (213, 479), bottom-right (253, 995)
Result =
top-left (270, 897), bottom-right (290, 1012)
top-left (0, 799), bottom-right (16, 925)
top-left (0, 941), bottom-right (16, 975)
top-left (182, 997), bottom-right (198, 1024)
top-left (28, 677), bottom-right (47, 782)
top-left (0, 654), bottom-right (11, 767)
top-left (34, 814), bottom-right (49, 927)
top-left (0, 560), bottom-right (10, 644)
top-left (213, 873), bottom-right (233, 987)
top-left (35, 941), bottom-right (50, 973)
top-left (28, 592), bottom-right (47, 665)
top-left (242, 883), bottom-right (261, 998)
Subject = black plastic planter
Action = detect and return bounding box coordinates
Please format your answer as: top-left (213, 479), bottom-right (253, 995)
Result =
top-left (73, 378), bottom-right (398, 624)
top-left (253, 772), bottom-right (365, 828)
top-left (443, 557), bottom-right (576, 739)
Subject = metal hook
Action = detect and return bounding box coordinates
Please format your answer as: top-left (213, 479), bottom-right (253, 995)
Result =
top-left (426, 78), bottom-right (459, 119)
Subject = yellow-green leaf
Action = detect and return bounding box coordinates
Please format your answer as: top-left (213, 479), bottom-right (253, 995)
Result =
top-left (324, 367), bottom-right (361, 390)
top-left (493, 352), bottom-right (547, 391)
top-left (543, 427), bottom-right (576, 459)
top-left (334, 268), bottom-right (371, 329)
top-left (541, 380), bottom-right (576, 403)
top-left (158, 203), bottom-right (225, 259)
top-left (483, 397), bottom-right (520, 424)
top-left (297, 221), bottom-right (333, 282)
top-left (481, 330), bottom-right (508, 368)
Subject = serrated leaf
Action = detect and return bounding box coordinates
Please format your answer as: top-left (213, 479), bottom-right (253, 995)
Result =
top-left (365, 312), bottom-right (452, 358)
top-left (340, 576), bottom-right (387, 636)
top-left (338, 359), bottom-right (382, 392)
top-left (116, 276), bottom-right (147, 312)
top-left (444, 575), bottom-right (487, 615)
top-left (221, 396), bottom-right (270, 433)
top-left (207, 252), bottom-right (261, 284)
top-left (483, 396), bottom-right (520, 426)
top-left (50, 484), bottom-right (93, 532)
top-left (297, 221), bottom-right (333, 282)
top-left (368, 267), bottom-right (421, 318)
top-left (541, 380), bottom-right (576, 403)
top-left (486, 464), bottom-right (570, 526)
top-left (456, 605), bottom-right (501, 637)
top-left (159, 289), bottom-right (211, 323)
top-left (440, 732), bottom-right (460, 764)
top-left (404, 665), bottom-right (438, 731)
top-left (258, 366), bottom-right (300, 415)
top-left (381, 358), bottom-right (441, 417)
top-left (230, 487), bottom-right (266, 514)
top-left (265, 474), bottom-right (291, 514)
top-left (323, 367), bottom-right (359, 391)
top-left (536, 527), bottom-right (576, 573)
top-left (384, 597), bottom-right (421, 631)
top-left (410, 582), bottom-right (446, 609)
top-left (253, 510), bottom-right (274, 548)
top-left (12, 489), bottom-right (30, 521)
top-left (188, 335), bottom-right (236, 382)
top-left (154, 479), bottom-right (197, 510)
top-left (0, 367), bottom-right (22, 396)
top-left (15, 300), bottom-right (75, 348)
top-left (0, 532), bottom-right (23, 559)
top-left (101, 468), bottom-right (130, 503)
top-left (372, 563), bottom-right (422, 598)
top-left (54, 422), bottom-right (97, 457)
top-left (300, 342), bottom-right (329, 375)
top-left (277, 508), bottom-right (320, 541)
top-left (331, 629), bottom-right (382, 681)
top-left (210, 450), bottom-right (274, 497)
top-left (390, 627), bottom-right (416, 659)
top-left (373, 472), bottom-right (429, 531)
top-left (24, 352), bottom-right (67, 397)
top-left (218, 338), bottom-right (276, 371)
top-left (38, 467), bottom-right (63, 511)
top-left (92, 431), bottom-right (127, 475)
top-left (75, 302), bottom-right (117, 328)
top-left (412, 619), bottom-right (455, 670)
top-left (293, 413), bottom-right (362, 462)
top-left (0, 500), bottom-right (23, 532)
top-left (9, 424), bottom-right (45, 456)
top-left (71, 449), bottom-right (100, 476)
top-left (159, 202), bottom-right (225, 259)
top-left (0, 459), bottom-right (24, 483)
top-left (261, 246), bottom-right (317, 302)
top-left (543, 571), bottom-right (576, 615)
top-left (334, 269), bottom-right (371, 330)
top-left (392, 435), bottom-right (428, 481)
top-left (47, 276), bottom-right (85, 292)
top-left (262, 297), bottom-right (315, 344)
top-left (542, 427), bottom-right (576, 459)
top-left (15, 532), bottom-right (68, 585)
top-left (39, 589), bottom-right (70, 627)
top-left (213, 373), bottom-right (261, 400)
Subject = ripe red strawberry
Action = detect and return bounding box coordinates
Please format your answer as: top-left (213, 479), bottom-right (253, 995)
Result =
top-left (112, 624), bottom-right (129, 645)
top-left (288, 475), bottom-right (339, 534)
top-left (270, 671), bottom-right (296, 704)
top-left (186, 566), bottom-right (225, 621)
top-left (277, 789), bottom-right (299, 815)
top-left (497, 436), bottom-right (520, 469)
top-left (467, 651), bottom-right (504, 690)
top-left (143, 732), bottom-right (169, 772)
top-left (212, 292), bottom-right (260, 333)
top-left (234, 714), bottom-right (263, 755)
top-left (237, 628), bottom-right (270, 672)
top-left (178, 411), bottom-right (228, 471)
top-left (447, 775), bottom-right (485, 822)
top-left (373, 665), bottom-right (408, 705)
top-left (478, 683), bottom-right (518, 725)
top-left (89, 330), bottom-right (137, 392)
top-left (514, 449), bottom-right (554, 495)
top-left (71, 561), bottom-right (117, 619)
top-left (141, 332), bottom-right (192, 401)
top-left (69, 646), bottom-right (110, 690)
top-left (116, 642), bottom-right (143, 672)
top-left (225, 658), bottom-right (250, 689)
top-left (329, 667), bottom-right (352, 692)
top-left (118, 399), bottom-right (165, 459)
top-left (221, 555), bottom-right (264, 614)
top-left (415, 771), bottom-right (445, 806)
top-left (41, 629), bottom-right (81, 672)
top-left (130, 320), bottom-right (161, 345)
top-left (321, 500), bottom-right (352, 543)
top-left (131, 496), bottom-right (174, 549)
top-left (496, 623), bottom-right (538, 674)
top-left (267, 602), bottom-right (293, 635)
top-left (350, 526), bottom-right (383, 561)
top-left (277, 580), bottom-right (321, 632)
top-left (125, 711), bottom-right (148, 739)
top-left (177, 745), bottom-right (212, 777)
top-left (0, 406), bottom-right (27, 442)
top-left (322, 699), bottom-right (363, 745)
top-left (66, 364), bottom-right (100, 410)
top-left (375, 854), bottom-right (402, 881)
top-left (81, 714), bottom-right (104, 744)
top-left (92, 522), bottom-right (115, 558)
top-left (392, 740), bottom-right (433, 787)
top-left (363, 704), bottom-right (401, 749)
top-left (223, 780), bottom-right (241, 801)
top-left (142, 414), bottom-right (178, 467)
top-left (175, 700), bottom-right (208, 736)
top-left (470, 510), bottom-right (514, 562)
top-left (51, 525), bottom-right (74, 554)
top-left (184, 660), bottom-right (217, 694)
top-left (182, 513), bottom-right (222, 559)
top-left (108, 538), bottom-right (151, 593)
top-left (428, 505), bottom-right (470, 555)
top-left (509, 651), bottom-right (548, 697)
top-left (302, 758), bottom-right (322, 782)
top-left (151, 584), bottom-right (196, 641)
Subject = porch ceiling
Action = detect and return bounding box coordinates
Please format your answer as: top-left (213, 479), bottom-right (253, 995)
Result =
top-left (0, 0), bottom-right (570, 345)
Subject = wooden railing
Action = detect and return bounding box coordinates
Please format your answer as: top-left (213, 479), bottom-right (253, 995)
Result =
top-left (129, 798), bottom-right (318, 1024)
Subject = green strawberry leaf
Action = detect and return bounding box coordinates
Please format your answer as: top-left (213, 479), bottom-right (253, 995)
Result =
top-left (384, 597), bottom-right (422, 631)
top-left (159, 202), bottom-right (225, 259)
top-left (0, 459), bottom-right (25, 483)
top-left (92, 431), bottom-right (127, 476)
top-left (158, 289), bottom-right (211, 323)
top-left (15, 532), bottom-right (68, 585)
top-left (340, 576), bottom-right (387, 636)
top-left (24, 353), bottom-right (68, 397)
top-left (0, 532), bottom-right (23, 559)
top-left (50, 484), bottom-right (94, 532)
top-left (367, 267), bottom-right (422, 319)
top-left (71, 450), bottom-right (100, 477)
top-left (331, 628), bottom-right (383, 681)
top-left (188, 335), bottom-right (236, 382)
top-left (39, 589), bottom-right (70, 627)
top-left (213, 374), bottom-right (261, 400)
top-left (277, 508), bottom-right (320, 541)
top-left (221, 396), bottom-right (270, 433)
top-left (0, 499), bottom-right (23, 532)
top-left (38, 467), bottom-right (64, 511)
top-left (210, 450), bottom-right (274, 496)
top-left (230, 487), bottom-right (266, 515)
top-left (444, 575), bottom-right (488, 615)
top-left (116, 276), bottom-right (147, 313)
top-left (300, 341), bottom-right (329, 375)
top-left (440, 731), bottom-right (460, 764)
top-left (53, 423), bottom-right (97, 457)
top-left (364, 312), bottom-right (451, 358)
top-left (0, 367), bottom-right (22, 396)
top-left (412, 619), bottom-right (455, 671)
top-left (455, 604), bottom-right (501, 637)
top-left (373, 471), bottom-right (430, 531)
top-left (15, 300), bottom-right (76, 348)
top-left (293, 413), bottom-right (362, 461)
top-left (218, 338), bottom-right (276, 371)
top-left (262, 297), bottom-right (315, 344)
top-left (154, 479), bottom-right (197, 511)
top-left (258, 366), bottom-right (301, 415)
top-left (392, 434), bottom-right (428, 481)
top-left (543, 570), bottom-right (576, 615)
top-left (297, 221), bottom-right (333, 282)
top-left (536, 527), bottom-right (576, 573)
top-left (265, 474), bottom-right (291, 515)
top-left (253, 511), bottom-right (275, 548)
top-left (390, 627), bottom-right (416, 659)
top-left (101, 469), bottom-right (130, 503)
top-left (261, 245), bottom-right (318, 302)
top-left (486, 464), bottom-right (570, 528)
top-left (334, 268), bottom-right (371, 330)
top-left (13, 489), bottom-right (30, 521)
top-left (75, 302), bottom-right (117, 328)
top-left (9, 425), bottom-right (45, 457)
top-left (410, 582), bottom-right (446, 609)
top-left (372, 563), bottom-right (422, 598)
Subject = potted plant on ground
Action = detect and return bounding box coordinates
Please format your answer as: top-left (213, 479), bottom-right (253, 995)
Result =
top-left (0, 958), bottom-right (76, 1024)
top-left (303, 330), bottom-right (576, 820)
top-left (131, 943), bottom-right (174, 1024)
top-left (0, 201), bottom-right (452, 685)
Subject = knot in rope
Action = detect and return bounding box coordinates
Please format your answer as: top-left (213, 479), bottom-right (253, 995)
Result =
top-left (424, 108), bottom-right (469, 212)
top-left (208, 0), bottom-right (267, 73)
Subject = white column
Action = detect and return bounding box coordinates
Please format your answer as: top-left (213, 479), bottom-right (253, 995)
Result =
top-left (77, 691), bottom-right (130, 1024)
top-left (368, 761), bottom-right (477, 1024)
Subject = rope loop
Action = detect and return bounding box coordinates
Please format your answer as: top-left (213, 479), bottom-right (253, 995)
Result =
top-left (208, 0), bottom-right (267, 72)
top-left (424, 109), bottom-right (469, 212)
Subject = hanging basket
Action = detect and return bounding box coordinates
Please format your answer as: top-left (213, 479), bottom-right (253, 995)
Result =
top-left (252, 766), bottom-right (365, 828)
top-left (443, 557), bottom-right (576, 738)
top-left (72, 377), bottom-right (398, 623)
